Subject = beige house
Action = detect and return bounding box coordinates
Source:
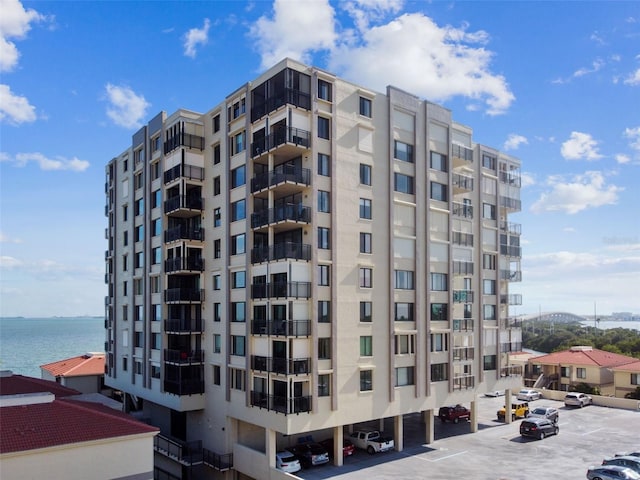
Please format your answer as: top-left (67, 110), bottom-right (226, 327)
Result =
top-left (40, 352), bottom-right (106, 394)
top-left (529, 346), bottom-right (638, 396)
top-left (611, 359), bottom-right (640, 398)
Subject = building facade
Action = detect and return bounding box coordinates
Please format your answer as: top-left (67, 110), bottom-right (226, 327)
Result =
top-left (104, 58), bottom-right (523, 479)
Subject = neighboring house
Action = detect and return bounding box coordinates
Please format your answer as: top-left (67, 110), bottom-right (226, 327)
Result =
top-left (611, 360), bottom-right (640, 398)
top-left (40, 352), bottom-right (106, 394)
top-left (0, 370), bottom-right (158, 480)
top-left (528, 346), bottom-right (638, 396)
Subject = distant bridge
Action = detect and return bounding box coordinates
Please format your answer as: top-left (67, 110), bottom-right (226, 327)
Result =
top-left (518, 312), bottom-right (588, 323)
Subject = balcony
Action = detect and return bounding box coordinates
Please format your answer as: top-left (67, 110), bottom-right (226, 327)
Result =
top-left (164, 288), bottom-right (204, 303)
top-left (500, 365), bottom-right (523, 377)
top-left (251, 126), bottom-right (311, 158)
top-left (500, 294), bottom-right (523, 305)
top-left (501, 269), bottom-right (522, 282)
top-left (164, 349), bottom-right (204, 364)
top-left (501, 317), bottom-right (522, 329)
top-left (250, 355), bottom-right (311, 375)
top-left (154, 434), bottom-right (203, 466)
top-left (165, 317), bottom-right (203, 334)
top-left (500, 221), bottom-right (521, 236)
top-left (453, 346), bottom-right (475, 361)
top-left (251, 87), bottom-right (311, 121)
top-left (203, 449), bottom-right (233, 472)
top-left (501, 341), bottom-right (523, 353)
top-left (452, 202), bottom-right (473, 219)
top-left (251, 165), bottom-right (311, 193)
top-left (164, 376), bottom-right (205, 396)
top-left (250, 391), bottom-right (311, 415)
top-left (452, 318), bottom-right (474, 331)
top-left (453, 374), bottom-right (475, 390)
top-left (500, 244), bottom-right (522, 257)
top-left (453, 290), bottom-right (474, 303)
top-left (164, 195), bottom-right (204, 216)
top-left (250, 281), bottom-right (311, 299)
top-left (165, 256), bottom-right (205, 273)
top-left (164, 133), bottom-right (205, 154)
top-left (452, 231), bottom-right (474, 247)
top-left (164, 226), bottom-right (204, 243)
top-left (452, 173), bottom-right (474, 193)
top-left (251, 204), bottom-right (311, 230)
top-left (251, 319), bottom-right (311, 337)
top-left (164, 164), bottom-right (205, 184)
top-left (499, 170), bottom-right (521, 187)
top-left (154, 467), bottom-right (181, 480)
top-left (500, 195), bottom-right (521, 212)
top-left (452, 144), bottom-right (474, 167)
top-left (251, 242), bottom-right (311, 263)
top-left (453, 261), bottom-right (474, 275)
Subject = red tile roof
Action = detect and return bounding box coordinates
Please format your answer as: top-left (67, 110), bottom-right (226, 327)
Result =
top-left (0, 374), bottom-right (80, 397)
top-left (0, 398), bottom-right (158, 454)
top-left (531, 347), bottom-right (637, 368)
top-left (611, 359), bottom-right (640, 372)
top-left (40, 353), bottom-right (105, 377)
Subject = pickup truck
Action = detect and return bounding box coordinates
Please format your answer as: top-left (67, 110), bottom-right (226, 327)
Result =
top-left (349, 430), bottom-right (394, 455)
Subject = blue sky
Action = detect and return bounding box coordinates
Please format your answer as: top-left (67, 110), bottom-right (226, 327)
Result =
top-left (1, 0), bottom-right (639, 318)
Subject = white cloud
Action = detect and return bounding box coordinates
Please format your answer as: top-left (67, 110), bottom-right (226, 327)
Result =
top-left (183, 18), bottom-right (210, 58)
top-left (520, 172), bottom-right (536, 188)
top-left (615, 153), bottom-right (631, 164)
top-left (104, 83), bottom-right (150, 129)
top-left (0, 83), bottom-right (36, 124)
top-left (343, 0), bottom-right (404, 31)
top-left (503, 134), bottom-right (528, 151)
top-left (531, 171), bottom-right (623, 215)
top-left (624, 126), bottom-right (640, 154)
top-left (0, 0), bottom-right (46, 72)
top-left (1, 152), bottom-right (89, 171)
top-left (573, 58), bottom-right (605, 78)
top-left (0, 255), bottom-right (23, 268)
top-left (0, 232), bottom-right (23, 244)
top-left (624, 68), bottom-right (640, 86)
top-left (560, 131), bottom-right (603, 161)
top-left (589, 31), bottom-right (606, 46)
top-left (250, 0), bottom-right (337, 69)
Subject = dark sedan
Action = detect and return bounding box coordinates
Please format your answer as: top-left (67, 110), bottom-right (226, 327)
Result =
top-left (286, 442), bottom-right (330, 468)
top-left (520, 418), bottom-right (559, 440)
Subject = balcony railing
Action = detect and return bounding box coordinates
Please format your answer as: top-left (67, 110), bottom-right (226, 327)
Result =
top-left (500, 244), bottom-right (522, 257)
top-left (164, 226), bottom-right (204, 242)
top-left (500, 365), bottom-right (523, 377)
top-left (165, 317), bottom-right (203, 334)
top-left (453, 290), bottom-right (474, 303)
top-left (165, 257), bottom-right (205, 273)
top-left (250, 281), bottom-right (311, 299)
top-left (499, 170), bottom-right (521, 187)
top-left (452, 319), bottom-right (474, 331)
top-left (452, 202), bottom-right (473, 219)
top-left (163, 377), bottom-right (205, 395)
top-left (164, 164), bottom-right (205, 184)
top-left (251, 242), bottom-right (311, 263)
top-left (452, 231), bottom-right (474, 247)
top-left (164, 133), bottom-right (205, 154)
top-left (251, 126), bottom-right (311, 157)
top-left (249, 391), bottom-right (312, 415)
top-left (453, 346), bottom-right (475, 361)
top-left (500, 195), bottom-right (522, 211)
top-left (251, 204), bottom-right (311, 229)
top-left (251, 88), bottom-right (311, 121)
top-left (501, 341), bottom-right (523, 353)
top-left (500, 221), bottom-right (521, 235)
top-left (452, 173), bottom-right (474, 191)
top-left (251, 165), bottom-right (311, 192)
top-left (164, 195), bottom-right (204, 214)
top-left (453, 261), bottom-right (474, 275)
top-left (501, 269), bottom-right (522, 282)
top-left (164, 288), bottom-right (204, 303)
top-left (164, 349), bottom-right (204, 364)
top-left (203, 449), bottom-right (233, 472)
top-left (250, 355), bottom-right (311, 375)
top-left (251, 319), bottom-right (311, 337)
top-left (500, 294), bottom-right (523, 305)
top-left (453, 374), bottom-right (475, 390)
top-left (154, 434), bottom-right (203, 466)
top-left (452, 144), bottom-right (474, 163)
top-left (154, 467), bottom-right (181, 480)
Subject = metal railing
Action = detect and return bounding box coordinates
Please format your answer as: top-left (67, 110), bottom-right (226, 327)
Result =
top-left (501, 294), bottom-right (523, 305)
top-left (500, 221), bottom-right (521, 235)
top-left (500, 365), bottom-right (523, 377)
top-left (453, 319), bottom-right (474, 331)
top-left (452, 144), bottom-right (474, 162)
top-left (251, 165), bottom-right (311, 192)
top-left (453, 290), bottom-right (474, 303)
top-left (453, 261), bottom-right (474, 275)
top-left (453, 374), bottom-right (475, 390)
top-left (453, 346), bottom-right (475, 361)
top-left (452, 202), bottom-right (473, 218)
top-left (251, 242), bottom-right (311, 263)
top-left (251, 204), bottom-right (311, 229)
top-left (452, 173), bottom-right (474, 191)
top-left (500, 244), bottom-right (522, 257)
top-left (164, 195), bottom-right (204, 213)
top-left (249, 391), bottom-right (312, 415)
top-left (164, 163), bottom-right (205, 184)
top-left (250, 319), bottom-right (311, 336)
top-left (250, 281), bottom-right (311, 299)
top-left (164, 133), bottom-right (205, 154)
top-left (251, 355), bottom-right (311, 375)
top-left (203, 449), bottom-right (233, 471)
top-left (251, 88), bottom-right (311, 121)
top-left (251, 126), bottom-right (311, 157)
top-left (164, 226), bottom-right (204, 242)
top-left (165, 257), bottom-right (204, 273)
top-left (164, 288), bottom-right (204, 303)
top-left (164, 349), bottom-right (204, 364)
top-left (154, 434), bottom-right (203, 466)
top-left (164, 317), bottom-right (203, 333)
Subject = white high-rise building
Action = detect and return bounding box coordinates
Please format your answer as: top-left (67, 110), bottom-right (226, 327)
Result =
top-left (104, 58), bottom-right (523, 479)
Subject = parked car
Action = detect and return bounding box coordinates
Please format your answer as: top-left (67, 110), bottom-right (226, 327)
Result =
top-left (349, 430), bottom-right (394, 454)
top-left (286, 442), bottom-right (329, 468)
top-left (485, 390), bottom-right (505, 397)
top-left (565, 392), bottom-right (593, 407)
top-left (319, 438), bottom-right (355, 458)
top-left (603, 457), bottom-right (640, 474)
top-left (497, 401), bottom-right (529, 421)
top-left (517, 389), bottom-right (542, 401)
top-left (519, 418), bottom-right (559, 440)
top-left (528, 406), bottom-right (559, 423)
top-left (616, 453), bottom-right (640, 458)
top-left (586, 465), bottom-right (640, 480)
top-left (275, 451), bottom-right (301, 473)
top-left (438, 404), bottom-right (471, 423)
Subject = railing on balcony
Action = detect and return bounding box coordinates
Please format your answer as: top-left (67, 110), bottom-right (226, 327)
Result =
top-left (251, 204), bottom-right (311, 229)
top-left (251, 166), bottom-right (311, 192)
top-left (501, 317), bottom-right (522, 329)
top-left (250, 281), bottom-right (311, 299)
top-left (500, 294), bottom-right (523, 305)
top-left (251, 88), bottom-right (311, 121)
top-left (164, 164), bottom-right (205, 184)
top-left (251, 126), bottom-right (311, 157)
top-left (452, 231), bottom-right (474, 247)
top-left (453, 346), bottom-right (475, 361)
top-left (164, 288), bottom-right (204, 303)
top-left (154, 434), bottom-right (203, 466)
top-left (164, 133), bottom-right (205, 154)
top-left (164, 349), bottom-right (204, 364)
top-left (453, 319), bottom-right (474, 331)
top-left (251, 319), bottom-right (311, 337)
top-left (500, 195), bottom-right (522, 211)
top-left (251, 242), bottom-right (311, 263)
top-left (453, 261), bottom-right (474, 275)
top-left (501, 341), bottom-right (523, 353)
top-left (250, 355), bottom-right (311, 375)
top-left (499, 170), bottom-right (521, 187)
top-left (500, 365), bottom-right (523, 377)
top-left (452, 202), bottom-right (473, 219)
top-left (203, 449), bottom-right (233, 472)
top-left (164, 226), bottom-right (204, 242)
top-left (249, 391), bottom-right (312, 415)
top-left (500, 221), bottom-right (521, 235)
top-left (452, 173), bottom-right (474, 191)
top-left (501, 269), bottom-right (522, 282)
top-left (453, 374), bottom-right (475, 390)
top-left (164, 195), bottom-right (204, 214)
top-left (452, 144), bottom-right (474, 162)
top-left (154, 467), bottom-right (181, 480)
top-left (500, 244), bottom-right (522, 257)
top-left (453, 290), bottom-right (474, 303)
top-left (165, 257), bottom-right (205, 273)
top-left (165, 317), bottom-right (203, 333)
top-left (164, 377), bottom-right (205, 395)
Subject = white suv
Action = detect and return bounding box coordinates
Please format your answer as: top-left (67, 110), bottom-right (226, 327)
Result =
top-left (564, 392), bottom-right (592, 407)
top-left (516, 389), bottom-right (542, 401)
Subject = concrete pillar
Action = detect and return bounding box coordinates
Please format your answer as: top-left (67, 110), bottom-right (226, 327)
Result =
top-left (379, 418), bottom-right (385, 432)
top-left (266, 428), bottom-right (276, 469)
top-left (347, 424), bottom-right (354, 434)
top-left (333, 426), bottom-right (344, 466)
top-left (424, 409), bottom-right (434, 444)
top-left (470, 397), bottom-right (478, 433)
top-left (394, 415), bottom-right (403, 452)
top-left (505, 389), bottom-right (513, 424)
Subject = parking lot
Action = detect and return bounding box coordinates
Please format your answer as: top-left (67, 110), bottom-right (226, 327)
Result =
top-left (296, 396), bottom-right (640, 480)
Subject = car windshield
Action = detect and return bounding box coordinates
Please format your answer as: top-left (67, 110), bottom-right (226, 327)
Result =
top-left (531, 408), bottom-right (547, 414)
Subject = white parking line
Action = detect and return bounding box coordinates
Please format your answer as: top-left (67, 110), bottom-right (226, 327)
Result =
top-left (581, 428), bottom-right (603, 436)
top-left (429, 450), bottom-right (468, 462)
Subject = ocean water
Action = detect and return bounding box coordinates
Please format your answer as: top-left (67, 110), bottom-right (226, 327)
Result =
top-left (0, 317), bottom-right (105, 379)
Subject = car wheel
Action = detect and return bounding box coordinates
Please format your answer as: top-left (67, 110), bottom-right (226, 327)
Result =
top-left (592, 477), bottom-right (603, 480)
top-left (579, 402), bottom-right (584, 408)
top-left (538, 432), bottom-right (545, 440)
top-left (454, 417), bottom-right (459, 424)
top-left (554, 427), bottom-right (559, 435)
top-left (367, 446), bottom-right (375, 455)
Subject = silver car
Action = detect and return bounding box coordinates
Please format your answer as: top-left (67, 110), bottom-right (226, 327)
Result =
top-left (586, 465), bottom-right (640, 480)
top-left (603, 457), bottom-right (640, 474)
top-left (565, 392), bottom-right (593, 407)
top-left (517, 389), bottom-right (542, 401)
top-left (528, 406), bottom-right (559, 424)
